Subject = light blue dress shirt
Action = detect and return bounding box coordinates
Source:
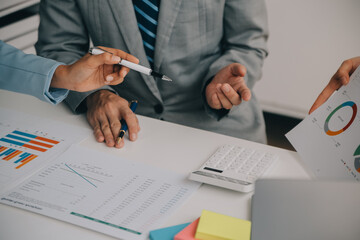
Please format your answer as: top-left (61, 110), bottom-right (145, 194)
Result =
top-left (0, 41), bottom-right (68, 104)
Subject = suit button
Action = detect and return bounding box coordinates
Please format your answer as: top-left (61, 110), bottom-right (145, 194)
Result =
top-left (154, 104), bottom-right (164, 114)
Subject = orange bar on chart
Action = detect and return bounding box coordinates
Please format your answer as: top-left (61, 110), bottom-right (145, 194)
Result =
top-left (20, 154), bottom-right (35, 163)
top-left (22, 144), bottom-right (47, 152)
top-left (16, 155), bottom-right (37, 169)
top-left (29, 140), bottom-right (53, 148)
top-left (3, 150), bottom-right (22, 161)
top-left (35, 136), bottom-right (60, 145)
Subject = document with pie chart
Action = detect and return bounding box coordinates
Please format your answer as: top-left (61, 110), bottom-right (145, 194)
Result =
top-left (286, 66), bottom-right (360, 181)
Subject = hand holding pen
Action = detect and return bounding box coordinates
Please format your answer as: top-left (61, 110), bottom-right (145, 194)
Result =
top-left (117, 100), bottom-right (138, 144)
top-left (51, 46), bottom-right (139, 91)
top-left (90, 47), bottom-right (172, 81)
top-left (85, 90), bottom-right (140, 149)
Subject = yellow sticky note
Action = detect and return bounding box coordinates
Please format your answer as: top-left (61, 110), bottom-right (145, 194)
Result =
top-left (195, 210), bottom-right (251, 240)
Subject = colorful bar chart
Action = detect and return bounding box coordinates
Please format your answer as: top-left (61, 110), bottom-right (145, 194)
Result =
top-left (0, 145), bottom-right (38, 169)
top-left (0, 130), bottom-right (60, 152)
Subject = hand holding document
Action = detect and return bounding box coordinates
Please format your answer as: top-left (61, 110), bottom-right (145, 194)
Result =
top-left (309, 56), bottom-right (360, 114)
top-left (286, 66), bottom-right (360, 181)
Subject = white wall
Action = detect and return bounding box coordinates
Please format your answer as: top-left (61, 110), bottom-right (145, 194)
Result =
top-left (0, 0), bottom-right (40, 54)
top-left (254, 0), bottom-right (360, 119)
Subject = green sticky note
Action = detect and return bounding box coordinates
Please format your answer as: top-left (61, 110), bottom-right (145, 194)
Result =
top-left (195, 210), bottom-right (251, 240)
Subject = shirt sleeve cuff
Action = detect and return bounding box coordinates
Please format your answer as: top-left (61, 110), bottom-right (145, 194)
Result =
top-left (43, 63), bottom-right (69, 104)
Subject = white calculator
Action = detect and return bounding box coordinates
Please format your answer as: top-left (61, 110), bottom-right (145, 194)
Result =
top-left (189, 144), bottom-right (278, 192)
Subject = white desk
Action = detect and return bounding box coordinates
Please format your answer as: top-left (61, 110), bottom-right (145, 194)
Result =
top-left (0, 89), bottom-right (310, 240)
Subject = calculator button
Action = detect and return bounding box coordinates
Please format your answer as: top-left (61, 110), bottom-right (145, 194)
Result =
top-left (190, 145), bottom-right (277, 192)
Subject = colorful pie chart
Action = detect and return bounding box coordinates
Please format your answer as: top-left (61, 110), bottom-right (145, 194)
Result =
top-left (324, 101), bottom-right (357, 136)
top-left (354, 145), bottom-right (360, 173)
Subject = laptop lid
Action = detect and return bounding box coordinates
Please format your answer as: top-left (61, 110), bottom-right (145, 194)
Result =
top-left (251, 179), bottom-right (360, 240)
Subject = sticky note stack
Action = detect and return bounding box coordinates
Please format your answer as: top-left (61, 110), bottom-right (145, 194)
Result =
top-left (149, 210), bottom-right (250, 240)
top-left (149, 222), bottom-right (191, 240)
top-left (174, 218), bottom-right (200, 240)
top-left (195, 210), bottom-right (251, 240)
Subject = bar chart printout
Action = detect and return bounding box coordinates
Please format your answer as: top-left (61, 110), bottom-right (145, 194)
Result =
top-left (0, 145), bottom-right (37, 169)
top-left (0, 145), bottom-right (201, 240)
top-left (0, 130), bottom-right (60, 152)
top-left (0, 128), bottom-right (64, 189)
top-left (0, 107), bottom-right (91, 191)
top-left (286, 66), bottom-right (360, 181)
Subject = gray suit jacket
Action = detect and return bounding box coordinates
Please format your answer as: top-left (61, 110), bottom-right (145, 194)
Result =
top-left (36, 0), bottom-right (269, 143)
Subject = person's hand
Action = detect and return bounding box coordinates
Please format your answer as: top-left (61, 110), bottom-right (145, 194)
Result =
top-left (51, 46), bottom-right (139, 92)
top-left (309, 56), bottom-right (360, 114)
top-left (205, 63), bottom-right (251, 110)
top-left (86, 90), bottom-right (140, 148)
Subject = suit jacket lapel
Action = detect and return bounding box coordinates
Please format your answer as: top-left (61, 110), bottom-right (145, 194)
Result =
top-left (107, 0), bottom-right (162, 102)
top-left (154, 0), bottom-right (183, 70)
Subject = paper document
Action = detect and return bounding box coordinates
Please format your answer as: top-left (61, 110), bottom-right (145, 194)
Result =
top-left (0, 107), bottom-right (91, 191)
top-left (286, 66), bottom-right (360, 181)
top-left (0, 145), bottom-right (201, 240)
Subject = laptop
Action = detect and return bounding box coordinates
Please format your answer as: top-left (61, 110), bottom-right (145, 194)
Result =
top-left (251, 179), bottom-right (360, 240)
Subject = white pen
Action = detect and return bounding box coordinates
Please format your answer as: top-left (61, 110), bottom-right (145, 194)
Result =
top-left (89, 46), bottom-right (172, 81)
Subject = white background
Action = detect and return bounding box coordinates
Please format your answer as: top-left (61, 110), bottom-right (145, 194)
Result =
top-left (254, 0), bottom-right (360, 118)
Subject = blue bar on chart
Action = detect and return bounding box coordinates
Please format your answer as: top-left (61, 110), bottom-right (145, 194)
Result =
top-left (0, 130), bottom-right (60, 152)
top-left (0, 145), bottom-right (37, 169)
top-left (14, 153), bottom-right (31, 163)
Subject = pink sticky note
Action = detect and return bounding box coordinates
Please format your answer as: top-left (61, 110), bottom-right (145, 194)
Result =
top-left (174, 218), bottom-right (200, 240)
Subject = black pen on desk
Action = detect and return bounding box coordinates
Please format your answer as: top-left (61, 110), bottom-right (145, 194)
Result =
top-left (116, 100), bottom-right (138, 144)
top-left (89, 47), bottom-right (172, 82)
